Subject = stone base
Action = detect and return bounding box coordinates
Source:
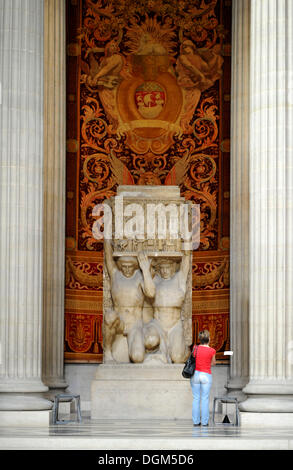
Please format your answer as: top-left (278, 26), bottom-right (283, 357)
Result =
top-left (42, 378), bottom-right (68, 389)
top-left (0, 410), bottom-right (51, 427)
top-left (91, 364), bottom-right (193, 420)
top-left (239, 395), bottom-right (293, 412)
top-left (240, 412), bottom-right (293, 428)
top-left (0, 394), bottom-right (53, 411)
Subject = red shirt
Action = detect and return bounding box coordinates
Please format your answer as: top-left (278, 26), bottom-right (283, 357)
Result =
top-left (193, 345), bottom-right (216, 374)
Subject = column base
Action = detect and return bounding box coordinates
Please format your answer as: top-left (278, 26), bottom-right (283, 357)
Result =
top-left (240, 381), bottom-right (293, 412)
top-left (0, 394), bottom-right (53, 412)
top-left (243, 381), bottom-right (293, 395)
top-left (0, 410), bottom-right (51, 427)
top-left (0, 379), bottom-right (48, 393)
top-left (240, 412), bottom-right (293, 427)
top-left (239, 395), bottom-right (293, 413)
top-left (227, 377), bottom-right (248, 402)
top-left (42, 377), bottom-right (68, 389)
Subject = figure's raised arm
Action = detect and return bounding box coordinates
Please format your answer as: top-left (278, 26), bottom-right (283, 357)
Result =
top-left (180, 250), bottom-right (191, 284)
top-left (104, 240), bottom-right (117, 280)
top-left (137, 252), bottom-right (155, 299)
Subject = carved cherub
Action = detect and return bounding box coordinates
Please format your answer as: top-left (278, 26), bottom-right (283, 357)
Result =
top-left (176, 38), bottom-right (223, 132)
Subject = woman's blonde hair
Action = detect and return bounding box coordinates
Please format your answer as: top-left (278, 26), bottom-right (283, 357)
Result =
top-left (198, 330), bottom-right (210, 345)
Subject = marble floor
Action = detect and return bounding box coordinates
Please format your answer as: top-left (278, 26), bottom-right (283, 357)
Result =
top-left (1, 415), bottom-right (293, 450)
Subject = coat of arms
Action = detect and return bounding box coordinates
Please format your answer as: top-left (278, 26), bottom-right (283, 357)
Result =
top-left (81, 4), bottom-right (223, 155)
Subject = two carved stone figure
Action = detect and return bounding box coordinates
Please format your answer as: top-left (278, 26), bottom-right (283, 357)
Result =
top-left (102, 186), bottom-right (192, 365)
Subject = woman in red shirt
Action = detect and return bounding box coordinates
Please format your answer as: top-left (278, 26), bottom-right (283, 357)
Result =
top-left (190, 330), bottom-right (216, 426)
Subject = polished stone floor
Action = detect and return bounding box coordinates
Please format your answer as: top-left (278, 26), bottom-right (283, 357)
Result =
top-left (1, 415), bottom-right (293, 450)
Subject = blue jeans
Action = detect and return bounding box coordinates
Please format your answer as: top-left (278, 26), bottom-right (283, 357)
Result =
top-left (190, 371), bottom-right (212, 425)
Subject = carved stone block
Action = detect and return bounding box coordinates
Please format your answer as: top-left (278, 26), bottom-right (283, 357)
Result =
top-left (102, 185), bottom-right (193, 365)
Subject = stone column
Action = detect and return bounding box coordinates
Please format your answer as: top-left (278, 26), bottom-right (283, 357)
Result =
top-left (240, 0), bottom-right (293, 414)
top-left (42, 0), bottom-right (67, 390)
top-left (228, 0), bottom-right (250, 400)
top-left (0, 0), bottom-right (51, 414)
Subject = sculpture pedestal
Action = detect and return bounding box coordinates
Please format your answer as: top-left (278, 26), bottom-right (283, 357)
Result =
top-left (91, 364), bottom-right (193, 420)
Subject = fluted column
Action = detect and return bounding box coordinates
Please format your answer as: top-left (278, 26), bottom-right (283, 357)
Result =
top-left (42, 0), bottom-right (67, 390)
top-left (0, 0), bottom-right (51, 410)
top-left (228, 0), bottom-right (250, 400)
top-left (240, 0), bottom-right (293, 412)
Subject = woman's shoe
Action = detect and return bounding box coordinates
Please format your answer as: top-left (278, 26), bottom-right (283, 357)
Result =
top-left (193, 423), bottom-right (201, 426)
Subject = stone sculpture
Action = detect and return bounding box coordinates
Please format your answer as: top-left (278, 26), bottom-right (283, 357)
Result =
top-left (103, 240), bottom-right (155, 363)
top-left (102, 185), bottom-right (193, 364)
top-left (143, 254), bottom-right (190, 363)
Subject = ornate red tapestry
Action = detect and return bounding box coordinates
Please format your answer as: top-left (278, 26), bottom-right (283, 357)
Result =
top-left (65, 0), bottom-right (231, 362)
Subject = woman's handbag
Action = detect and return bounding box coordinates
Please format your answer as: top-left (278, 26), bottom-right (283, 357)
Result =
top-left (182, 346), bottom-right (198, 379)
